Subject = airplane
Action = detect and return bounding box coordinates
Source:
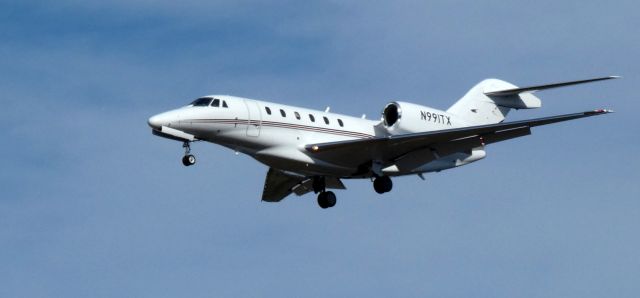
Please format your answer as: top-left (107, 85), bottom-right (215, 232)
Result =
top-left (148, 76), bottom-right (617, 209)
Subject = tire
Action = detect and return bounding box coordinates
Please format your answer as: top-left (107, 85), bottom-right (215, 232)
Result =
top-left (325, 191), bottom-right (337, 207)
top-left (373, 176), bottom-right (393, 194)
top-left (382, 176), bottom-right (393, 193)
top-left (182, 155), bottom-right (196, 166)
top-left (373, 178), bottom-right (386, 194)
top-left (317, 192), bottom-right (329, 209)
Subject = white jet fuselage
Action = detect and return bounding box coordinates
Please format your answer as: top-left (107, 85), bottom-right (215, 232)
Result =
top-left (148, 95), bottom-right (478, 178)
top-left (148, 76), bottom-right (615, 207)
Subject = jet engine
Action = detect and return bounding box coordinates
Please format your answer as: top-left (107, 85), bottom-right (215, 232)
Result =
top-left (381, 101), bottom-right (456, 135)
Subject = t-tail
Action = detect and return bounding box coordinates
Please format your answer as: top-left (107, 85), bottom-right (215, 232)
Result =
top-left (446, 76), bottom-right (619, 125)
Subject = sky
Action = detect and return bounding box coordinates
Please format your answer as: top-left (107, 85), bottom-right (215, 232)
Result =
top-left (1, 0), bottom-right (639, 297)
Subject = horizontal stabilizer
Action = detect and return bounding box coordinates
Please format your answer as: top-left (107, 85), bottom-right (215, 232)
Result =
top-left (484, 76), bottom-right (619, 97)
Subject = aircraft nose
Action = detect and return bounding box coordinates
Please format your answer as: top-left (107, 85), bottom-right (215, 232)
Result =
top-left (148, 114), bottom-right (166, 129)
top-left (148, 110), bottom-right (183, 130)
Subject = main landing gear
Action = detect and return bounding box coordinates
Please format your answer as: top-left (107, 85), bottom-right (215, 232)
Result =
top-left (313, 176), bottom-right (336, 209)
top-left (181, 141), bottom-right (196, 166)
top-left (373, 176), bottom-right (393, 194)
top-left (317, 191), bottom-right (337, 209)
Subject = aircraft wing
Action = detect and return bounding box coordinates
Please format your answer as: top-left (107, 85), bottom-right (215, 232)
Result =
top-left (262, 168), bottom-right (346, 202)
top-left (305, 109), bottom-right (612, 171)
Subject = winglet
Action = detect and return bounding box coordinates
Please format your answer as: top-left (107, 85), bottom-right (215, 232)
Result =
top-left (586, 108), bottom-right (614, 115)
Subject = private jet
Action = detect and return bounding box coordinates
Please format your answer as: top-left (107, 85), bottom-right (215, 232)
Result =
top-left (148, 76), bottom-right (617, 208)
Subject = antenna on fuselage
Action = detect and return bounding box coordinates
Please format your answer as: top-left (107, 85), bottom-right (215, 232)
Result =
top-left (325, 107), bottom-right (330, 113)
top-left (361, 114), bottom-right (366, 119)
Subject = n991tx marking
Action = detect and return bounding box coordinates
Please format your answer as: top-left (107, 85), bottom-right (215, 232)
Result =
top-left (421, 110), bottom-right (452, 125)
top-left (148, 76), bottom-right (617, 209)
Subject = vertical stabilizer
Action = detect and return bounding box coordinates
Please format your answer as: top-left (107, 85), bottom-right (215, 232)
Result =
top-left (447, 79), bottom-right (541, 125)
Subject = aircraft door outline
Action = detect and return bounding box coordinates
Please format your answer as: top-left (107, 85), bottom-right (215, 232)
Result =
top-left (244, 99), bottom-right (262, 137)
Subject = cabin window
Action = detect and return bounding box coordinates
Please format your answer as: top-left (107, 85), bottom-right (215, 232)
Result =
top-left (265, 107), bottom-right (271, 115)
top-left (191, 97), bottom-right (212, 106)
top-left (222, 101), bottom-right (228, 108)
top-left (211, 99), bottom-right (220, 107)
top-left (309, 114), bottom-right (315, 122)
top-left (323, 116), bottom-right (330, 125)
top-left (294, 111), bottom-right (301, 120)
top-left (338, 119), bottom-right (344, 127)
top-left (280, 109), bottom-right (286, 117)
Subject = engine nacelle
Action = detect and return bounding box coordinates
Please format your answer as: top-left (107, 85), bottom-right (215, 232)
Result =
top-left (381, 101), bottom-right (459, 135)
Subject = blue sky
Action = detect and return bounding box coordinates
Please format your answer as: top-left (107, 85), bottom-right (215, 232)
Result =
top-left (1, 1), bottom-right (639, 297)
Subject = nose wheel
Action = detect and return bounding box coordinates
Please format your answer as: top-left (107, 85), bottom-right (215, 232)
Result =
top-left (182, 154), bottom-right (196, 166)
top-left (181, 141), bottom-right (196, 166)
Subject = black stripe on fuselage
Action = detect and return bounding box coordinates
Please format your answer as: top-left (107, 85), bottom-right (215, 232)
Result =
top-left (188, 118), bottom-right (374, 139)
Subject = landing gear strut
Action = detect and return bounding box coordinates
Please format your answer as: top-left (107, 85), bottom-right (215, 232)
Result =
top-left (373, 176), bottom-right (393, 194)
top-left (182, 141), bottom-right (196, 166)
top-left (312, 176), bottom-right (325, 194)
top-left (313, 176), bottom-right (337, 209)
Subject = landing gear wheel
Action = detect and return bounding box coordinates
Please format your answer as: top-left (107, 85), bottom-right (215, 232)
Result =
top-left (317, 191), bottom-right (337, 209)
top-left (182, 154), bottom-right (196, 166)
top-left (181, 141), bottom-right (196, 166)
top-left (325, 191), bottom-right (336, 208)
top-left (373, 176), bottom-right (393, 194)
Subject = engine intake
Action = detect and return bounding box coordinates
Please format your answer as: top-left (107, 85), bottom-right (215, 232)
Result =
top-left (383, 103), bottom-right (400, 127)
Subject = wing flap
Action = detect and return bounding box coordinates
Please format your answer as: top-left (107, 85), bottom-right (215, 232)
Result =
top-left (261, 168), bottom-right (346, 202)
top-left (291, 176), bottom-right (346, 196)
top-left (261, 168), bottom-right (304, 202)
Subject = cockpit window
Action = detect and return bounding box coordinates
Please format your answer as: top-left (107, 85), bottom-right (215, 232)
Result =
top-left (191, 97), bottom-right (212, 106)
top-left (222, 101), bottom-right (228, 108)
top-left (211, 99), bottom-right (220, 107)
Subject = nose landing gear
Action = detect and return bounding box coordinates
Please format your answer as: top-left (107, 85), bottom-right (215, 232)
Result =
top-left (182, 141), bottom-right (196, 166)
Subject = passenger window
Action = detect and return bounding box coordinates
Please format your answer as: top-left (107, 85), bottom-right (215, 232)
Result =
top-left (323, 116), bottom-right (330, 125)
top-left (211, 99), bottom-right (220, 107)
top-left (338, 119), bottom-right (344, 127)
top-left (280, 109), bottom-right (286, 117)
top-left (222, 101), bottom-right (228, 108)
top-left (191, 97), bottom-right (212, 106)
top-left (265, 107), bottom-right (271, 115)
top-left (294, 111), bottom-right (301, 120)
top-left (309, 114), bottom-right (315, 122)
